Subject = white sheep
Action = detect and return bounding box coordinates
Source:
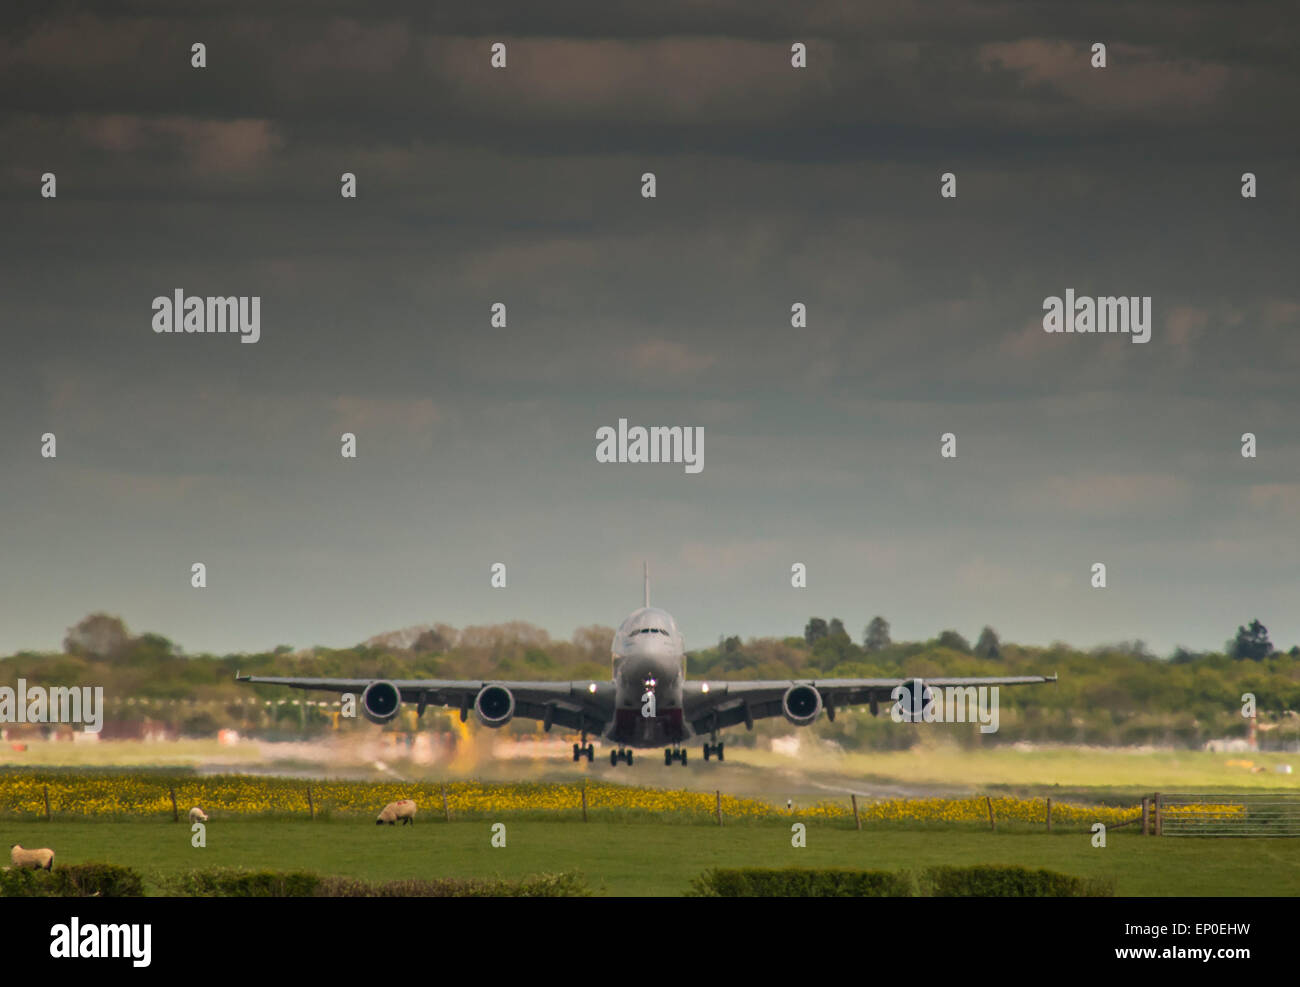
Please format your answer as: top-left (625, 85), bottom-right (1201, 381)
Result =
top-left (376, 799), bottom-right (417, 826)
top-left (188, 806), bottom-right (208, 824)
top-left (10, 844), bottom-right (54, 870)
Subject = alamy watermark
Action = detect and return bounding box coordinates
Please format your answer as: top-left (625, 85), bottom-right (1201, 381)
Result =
top-left (890, 678), bottom-right (1000, 734)
top-left (595, 418), bottom-right (703, 474)
top-left (0, 680), bottom-right (104, 733)
top-left (50, 918), bottom-right (151, 967)
top-left (151, 290), bottom-right (261, 343)
top-left (1042, 290), bottom-right (1151, 344)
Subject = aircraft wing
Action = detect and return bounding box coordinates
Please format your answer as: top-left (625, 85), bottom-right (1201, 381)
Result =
top-left (236, 675), bottom-right (615, 734)
top-left (683, 674), bottom-right (1056, 735)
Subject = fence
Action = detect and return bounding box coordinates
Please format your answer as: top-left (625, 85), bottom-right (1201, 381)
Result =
top-left (1156, 792), bottom-right (1300, 837)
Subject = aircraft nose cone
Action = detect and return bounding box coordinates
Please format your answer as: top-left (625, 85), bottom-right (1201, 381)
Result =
top-left (622, 646), bottom-right (677, 685)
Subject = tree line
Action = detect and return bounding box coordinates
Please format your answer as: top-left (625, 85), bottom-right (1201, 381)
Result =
top-left (0, 612), bottom-right (1293, 748)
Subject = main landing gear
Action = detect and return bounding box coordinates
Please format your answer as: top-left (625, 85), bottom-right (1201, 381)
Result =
top-left (572, 742), bottom-right (594, 762)
top-left (610, 748), bottom-right (634, 766)
top-left (573, 730), bottom-right (594, 762)
top-left (664, 747), bottom-right (688, 766)
top-left (702, 742), bottom-right (725, 761)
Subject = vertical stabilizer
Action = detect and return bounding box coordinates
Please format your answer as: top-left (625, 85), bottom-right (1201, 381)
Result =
top-left (643, 562), bottom-right (650, 608)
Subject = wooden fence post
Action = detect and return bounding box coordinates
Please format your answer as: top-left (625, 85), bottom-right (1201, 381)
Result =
top-left (441, 783), bottom-right (450, 823)
top-left (170, 786), bottom-right (178, 823)
top-left (715, 790), bottom-right (722, 826)
top-left (43, 785), bottom-right (51, 822)
top-left (1142, 797), bottom-right (1150, 836)
top-left (1046, 797), bottom-right (1052, 833)
top-left (851, 794), bottom-right (861, 831)
top-left (307, 785), bottom-right (315, 820)
top-left (581, 779), bottom-right (588, 822)
top-left (985, 795), bottom-right (996, 832)
top-left (1154, 792), bottom-right (1162, 836)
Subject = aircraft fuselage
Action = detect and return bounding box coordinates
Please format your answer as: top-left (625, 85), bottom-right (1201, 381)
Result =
top-left (608, 606), bottom-right (687, 747)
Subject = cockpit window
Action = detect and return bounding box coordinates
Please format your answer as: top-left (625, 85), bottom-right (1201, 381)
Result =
top-left (614, 610), bottom-right (679, 651)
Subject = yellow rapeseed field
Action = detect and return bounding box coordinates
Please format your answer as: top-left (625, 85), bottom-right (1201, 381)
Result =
top-left (0, 773), bottom-right (1152, 827)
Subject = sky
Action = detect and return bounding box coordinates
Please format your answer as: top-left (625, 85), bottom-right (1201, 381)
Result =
top-left (1, 2), bottom-right (1298, 657)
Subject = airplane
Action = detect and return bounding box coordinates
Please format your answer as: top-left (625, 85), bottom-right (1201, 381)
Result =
top-left (237, 566), bottom-right (1057, 766)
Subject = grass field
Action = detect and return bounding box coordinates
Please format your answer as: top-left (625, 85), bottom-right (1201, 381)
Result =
top-left (730, 743), bottom-right (1300, 795)
top-left (6, 819), bottom-right (1299, 896)
top-left (3, 743), bottom-right (1297, 896)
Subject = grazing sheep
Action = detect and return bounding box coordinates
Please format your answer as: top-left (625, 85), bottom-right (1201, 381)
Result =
top-left (376, 799), bottom-right (417, 826)
top-left (10, 844), bottom-right (54, 870)
top-left (189, 806), bottom-right (209, 824)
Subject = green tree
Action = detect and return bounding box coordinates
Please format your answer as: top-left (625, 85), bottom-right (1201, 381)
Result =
top-left (937, 629), bottom-right (971, 653)
top-left (863, 616), bottom-right (891, 652)
top-left (1231, 619), bottom-right (1272, 661)
top-left (413, 628), bottom-right (450, 655)
top-left (804, 618), bottom-right (829, 647)
top-left (132, 633), bottom-right (177, 662)
top-left (721, 636), bottom-right (756, 672)
top-left (63, 613), bottom-right (131, 661)
top-left (974, 626), bottom-right (1001, 659)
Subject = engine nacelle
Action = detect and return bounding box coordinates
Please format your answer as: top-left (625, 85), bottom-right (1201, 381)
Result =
top-left (360, 680), bottom-right (403, 724)
top-left (474, 685), bottom-right (515, 728)
top-left (782, 684), bottom-right (823, 726)
top-left (894, 679), bottom-right (935, 721)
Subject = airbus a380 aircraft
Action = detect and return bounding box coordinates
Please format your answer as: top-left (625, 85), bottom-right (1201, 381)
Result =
top-left (238, 568), bottom-right (1056, 766)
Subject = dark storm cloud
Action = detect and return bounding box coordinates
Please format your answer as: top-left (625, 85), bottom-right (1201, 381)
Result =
top-left (3, 4), bottom-right (1297, 164)
top-left (0, 2), bottom-right (1298, 655)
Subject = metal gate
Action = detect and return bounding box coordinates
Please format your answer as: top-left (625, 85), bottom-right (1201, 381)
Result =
top-left (1158, 793), bottom-right (1300, 836)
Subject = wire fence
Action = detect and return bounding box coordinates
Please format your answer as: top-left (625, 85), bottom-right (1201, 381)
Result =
top-left (1158, 793), bottom-right (1300, 837)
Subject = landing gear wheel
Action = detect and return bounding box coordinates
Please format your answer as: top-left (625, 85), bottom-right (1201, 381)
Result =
top-left (626, 750), bottom-right (633, 765)
top-left (702, 745), bottom-right (711, 761)
top-left (665, 749), bottom-right (673, 766)
top-left (573, 743), bottom-right (581, 762)
top-left (584, 744), bottom-right (594, 761)
top-left (610, 750), bottom-right (618, 766)
top-left (717, 743), bottom-right (724, 761)
top-left (681, 749), bottom-right (688, 765)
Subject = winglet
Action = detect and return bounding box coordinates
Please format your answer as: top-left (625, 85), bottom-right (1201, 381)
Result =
top-left (643, 562), bottom-right (649, 608)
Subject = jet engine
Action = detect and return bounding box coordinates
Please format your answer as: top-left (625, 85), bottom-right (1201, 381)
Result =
top-left (782, 684), bottom-right (823, 726)
top-left (474, 685), bottom-right (515, 728)
top-left (894, 679), bottom-right (935, 721)
top-left (361, 680), bottom-right (403, 724)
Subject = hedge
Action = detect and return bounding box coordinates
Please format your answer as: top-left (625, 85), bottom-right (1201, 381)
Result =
top-left (689, 867), bottom-right (913, 897)
top-left (921, 865), bottom-right (1115, 897)
top-left (159, 868), bottom-right (589, 897)
top-left (0, 863), bottom-right (145, 897)
top-left (688, 865), bottom-right (1115, 897)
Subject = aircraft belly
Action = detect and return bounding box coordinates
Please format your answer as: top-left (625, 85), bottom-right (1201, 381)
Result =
top-left (612, 707), bottom-right (684, 746)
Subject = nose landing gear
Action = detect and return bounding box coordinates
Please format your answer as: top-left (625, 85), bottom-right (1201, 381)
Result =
top-left (664, 747), bottom-right (688, 765)
top-left (610, 748), bottom-right (634, 766)
top-left (702, 742), bottom-right (725, 761)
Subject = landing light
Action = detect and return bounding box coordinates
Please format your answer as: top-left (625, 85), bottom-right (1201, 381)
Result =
top-left (587, 683), bottom-right (597, 693)
top-left (701, 683), bottom-right (710, 693)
